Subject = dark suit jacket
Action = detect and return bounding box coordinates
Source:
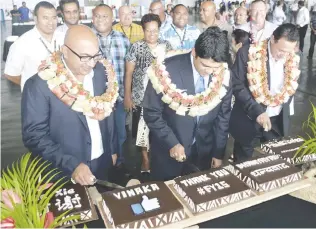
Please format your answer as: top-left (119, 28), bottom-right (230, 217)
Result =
top-left (143, 53), bottom-right (232, 181)
top-left (21, 62), bottom-right (117, 179)
top-left (229, 43), bottom-right (292, 145)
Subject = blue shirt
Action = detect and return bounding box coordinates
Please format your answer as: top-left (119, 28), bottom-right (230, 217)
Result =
top-left (18, 7), bottom-right (29, 22)
top-left (92, 28), bottom-right (130, 101)
top-left (161, 24), bottom-right (200, 50)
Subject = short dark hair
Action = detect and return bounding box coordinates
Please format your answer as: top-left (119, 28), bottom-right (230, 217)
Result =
top-left (273, 23), bottom-right (299, 42)
top-left (34, 1), bottom-right (55, 16)
top-left (298, 1), bottom-right (304, 7)
top-left (172, 4), bottom-right (187, 13)
top-left (141, 13), bottom-right (161, 30)
top-left (59, 0), bottom-right (79, 12)
top-left (232, 29), bottom-right (250, 45)
top-left (194, 27), bottom-right (230, 63)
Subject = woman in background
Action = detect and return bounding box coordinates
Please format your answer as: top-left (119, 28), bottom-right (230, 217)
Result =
top-left (124, 14), bottom-right (173, 176)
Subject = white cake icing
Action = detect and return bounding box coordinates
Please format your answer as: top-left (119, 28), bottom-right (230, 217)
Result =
top-left (262, 137), bottom-right (304, 148)
top-left (250, 163), bottom-right (290, 177)
top-left (236, 155), bottom-right (280, 169)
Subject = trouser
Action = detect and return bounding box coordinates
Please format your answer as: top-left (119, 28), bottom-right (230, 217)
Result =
top-left (114, 101), bottom-right (127, 164)
top-left (308, 30), bottom-right (316, 57)
top-left (87, 152), bottom-right (112, 181)
top-left (298, 25), bottom-right (308, 52)
top-left (233, 114), bottom-right (283, 162)
top-left (290, 11), bottom-right (297, 24)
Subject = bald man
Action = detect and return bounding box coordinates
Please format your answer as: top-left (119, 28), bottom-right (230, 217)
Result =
top-left (22, 25), bottom-right (118, 186)
top-left (196, 1), bottom-right (232, 39)
top-left (234, 7), bottom-right (248, 27)
top-left (149, 0), bottom-right (172, 37)
top-left (113, 6), bottom-right (144, 43)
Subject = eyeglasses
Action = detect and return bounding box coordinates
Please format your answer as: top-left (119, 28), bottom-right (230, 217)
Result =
top-left (65, 44), bottom-right (103, 62)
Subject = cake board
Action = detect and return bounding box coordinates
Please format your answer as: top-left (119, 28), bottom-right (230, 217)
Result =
top-left (160, 178), bottom-right (312, 229)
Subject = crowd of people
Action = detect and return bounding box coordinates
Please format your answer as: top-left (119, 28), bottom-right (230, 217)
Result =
top-left (3, 0), bottom-right (314, 184)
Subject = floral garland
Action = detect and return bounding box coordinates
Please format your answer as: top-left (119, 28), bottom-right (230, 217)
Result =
top-left (247, 40), bottom-right (300, 107)
top-left (147, 46), bottom-right (230, 117)
top-left (38, 52), bottom-right (119, 120)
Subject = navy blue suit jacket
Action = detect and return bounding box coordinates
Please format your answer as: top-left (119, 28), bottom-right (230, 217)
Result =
top-left (143, 53), bottom-right (232, 181)
top-left (229, 43), bottom-right (292, 145)
top-left (21, 62), bottom-right (117, 179)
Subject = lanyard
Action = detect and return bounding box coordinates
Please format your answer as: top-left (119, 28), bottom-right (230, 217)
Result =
top-left (39, 37), bottom-right (54, 54)
top-left (120, 24), bottom-right (132, 41)
top-left (171, 24), bottom-right (187, 49)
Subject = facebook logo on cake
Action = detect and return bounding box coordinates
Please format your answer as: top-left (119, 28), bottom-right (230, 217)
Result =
top-left (131, 195), bottom-right (160, 215)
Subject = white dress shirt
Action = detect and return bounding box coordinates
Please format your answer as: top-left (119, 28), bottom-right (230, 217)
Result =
top-left (296, 7), bottom-right (310, 27)
top-left (63, 59), bottom-right (104, 160)
top-left (266, 41), bottom-right (294, 117)
top-left (236, 21), bottom-right (278, 42)
top-left (55, 23), bottom-right (69, 49)
top-left (5, 26), bottom-right (58, 91)
top-left (273, 6), bottom-right (287, 25)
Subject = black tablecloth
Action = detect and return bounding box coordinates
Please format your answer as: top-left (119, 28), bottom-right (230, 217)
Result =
top-left (81, 194), bottom-right (316, 228)
top-left (2, 40), bottom-right (14, 62)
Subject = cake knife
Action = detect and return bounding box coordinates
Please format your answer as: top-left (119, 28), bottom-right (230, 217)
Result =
top-left (93, 178), bottom-right (125, 189)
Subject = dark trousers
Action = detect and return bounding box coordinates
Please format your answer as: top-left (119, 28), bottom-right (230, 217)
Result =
top-left (87, 153), bottom-right (112, 181)
top-left (298, 25), bottom-right (308, 52)
top-left (233, 114), bottom-right (283, 162)
top-left (308, 30), bottom-right (316, 57)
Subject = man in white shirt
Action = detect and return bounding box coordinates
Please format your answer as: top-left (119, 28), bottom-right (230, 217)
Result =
top-left (22, 25), bottom-right (117, 185)
top-left (237, 0), bottom-right (277, 43)
top-left (290, 0), bottom-right (299, 23)
top-left (161, 4), bottom-right (200, 50)
top-left (230, 24), bottom-right (300, 162)
top-left (4, 1), bottom-right (58, 91)
top-left (149, 0), bottom-right (173, 37)
top-left (296, 1), bottom-right (310, 52)
top-left (55, 0), bottom-right (80, 48)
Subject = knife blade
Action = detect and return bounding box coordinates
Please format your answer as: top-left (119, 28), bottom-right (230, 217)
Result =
top-left (93, 179), bottom-right (124, 189)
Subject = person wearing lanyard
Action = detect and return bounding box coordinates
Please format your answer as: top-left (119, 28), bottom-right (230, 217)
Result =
top-left (161, 4), bottom-right (200, 51)
top-left (113, 6), bottom-right (144, 44)
top-left (4, 1), bottom-right (58, 91)
top-left (143, 27), bottom-right (232, 181)
top-left (237, 0), bottom-right (277, 43)
top-left (91, 4), bottom-right (130, 169)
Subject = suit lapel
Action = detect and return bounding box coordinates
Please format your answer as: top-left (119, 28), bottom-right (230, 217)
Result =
top-left (179, 53), bottom-right (195, 95)
top-left (93, 63), bottom-right (107, 137)
top-left (198, 74), bottom-right (212, 124)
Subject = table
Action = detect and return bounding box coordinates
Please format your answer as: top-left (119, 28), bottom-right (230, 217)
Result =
top-left (2, 36), bottom-right (19, 62)
top-left (85, 178), bottom-right (316, 228)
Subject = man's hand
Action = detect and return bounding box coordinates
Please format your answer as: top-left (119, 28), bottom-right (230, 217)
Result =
top-left (169, 144), bottom-right (186, 162)
top-left (256, 112), bottom-right (271, 131)
top-left (124, 96), bottom-right (134, 112)
top-left (71, 163), bottom-right (95, 186)
top-left (112, 154), bottom-right (117, 165)
top-left (211, 158), bottom-right (222, 168)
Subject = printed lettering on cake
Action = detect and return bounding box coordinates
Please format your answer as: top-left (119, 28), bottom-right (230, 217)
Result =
top-left (54, 188), bottom-right (82, 211)
top-left (112, 183), bottom-right (160, 200)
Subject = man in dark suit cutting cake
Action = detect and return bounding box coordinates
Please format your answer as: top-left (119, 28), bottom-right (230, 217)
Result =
top-left (143, 27), bottom-right (233, 181)
top-left (21, 25), bottom-right (117, 185)
top-left (229, 24), bottom-right (300, 162)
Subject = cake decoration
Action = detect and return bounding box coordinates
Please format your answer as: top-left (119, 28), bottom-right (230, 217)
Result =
top-left (99, 182), bottom-right (187, 228)
top-left (173, 168), bottom-right (254, 214)
top-left (260, 137), bottom-right (316, 164)
top-left (227, 155), bottom-right (303, 193)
